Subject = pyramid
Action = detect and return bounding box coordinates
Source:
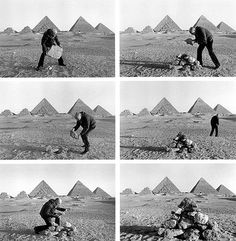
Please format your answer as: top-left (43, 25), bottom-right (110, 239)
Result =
top-left (18, 108), bottom-right (31, 116)
top-left (31, 98), bottom-right (58, 116)
top-left (190, 178), bottom-right (218, 194)
top-left (214, 104), bottom-right (232, 115)
top-left (137, 108), bottom-right (151, 117)
top-left (123, 27), bottom-right (137, 34)
top-left (93, 187), bottom-right (111, 198)
top-left (3, 27), bottom-right (16, 34)
top-left (67, 180), bottom-right (94, 197)
top-left (16, 191), bottom-right (29, 200)
top-left (151, 97), bottom-right (179, 115)
top-left (141, 26), bottom-right (154, 34)
top-left (153, 177), bottom-right (181, 194)
top-left (29, 180), bottom-right (57, 198)
top-left (95, 23), bottom-right (114, 35)
top-left (0, 109), bottom-right (13, 116)
top-left (154, 15), bottom-right (182, 32)
top-left (121, 188), bottom-right (135, 195)
top-left (20, 26), bottom-right (32, 34)
top-left (139, 187), bottom-right (153, 195)
top-left (193, 15), bottom-right (218, 32)
top-left (93, 105), bottom-right (112, 117)
top-left (217, 22), bottom-right (235, 33)
top-left (33, 16), bottom-right (60, 33)
top-left (120, 109), bottom-right (133, 117)
top-left (216, 185), bottom-right (235, 196)
top-left (70, 16), bottom-right (96, 33)
top-left (0, 192), bottom-right (10, 199)
top-left (188, 98), bottom-right (215, 114)
top-left (68, 98), bottom-right (95, 116)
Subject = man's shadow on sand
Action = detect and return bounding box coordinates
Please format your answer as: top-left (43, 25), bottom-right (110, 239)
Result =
top-left (120, 145), bottom-right (168, 153)
top-left (0, 228), bottom-right (34, 236)
top-left (120, 60), bottom-right (172, 70)
top-left (120, 225), bottom-right (159, 235)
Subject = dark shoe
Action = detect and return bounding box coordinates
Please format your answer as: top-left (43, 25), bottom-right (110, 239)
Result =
top-left (59, 63), bottom-right (66, 66)
top-left (34, 227), bottom-right (40, 234)
top-left (214, 64), bottom-right (220, 69)
top-left (36, 66), bottom-right (42, 71)
top-left (81, 148), bottom-right (89, 155)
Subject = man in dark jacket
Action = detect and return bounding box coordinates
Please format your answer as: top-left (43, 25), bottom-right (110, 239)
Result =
top-left (210, 114), bottom-right (219, 137)
top-left (71, 111), bottom-right (96, 154)
top-left (36, 28), bottom-right (66, 71)
top-left (189, 26), bottom-right (220, 69)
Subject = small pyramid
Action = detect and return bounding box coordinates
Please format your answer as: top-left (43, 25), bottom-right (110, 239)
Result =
top-left (154, 15), bottom-right (182, 32)
top-left (31, 98), bottom-right (58, 116)
top-left (0, 192), bottom-right (10, 199)
top-left (120, 109), bottom-right (133, 117)
top-left (141, 26), bottom-right (154, 34)
top-left (16, 191), bottom-right (29, 200)
top-left (20, 26), bottom-right (32, 34)
top-left (29, 180), bottom-right (57, 198)
top-left (3, 27), bottom-right (16, 34)
top-left (123, 27), bottom-right (137, 34)
top-left (67, 180), bottom-right (94, 197)
top-left (93, 105), bottom-right (112, 117)
top-left (0, 109), bottom-right (14, 116)
top-left (217, 22), bottom-right (235, 33)
top-left (190, 177), bottom-right (218, 194)
top-left (121, 188), bottom-right (135, 195)
top-left (33, 16), bottom-right (60, 33)
top-left (95, 23), bottom-right (114, 35)
top-left (153, 177), bottom-right (181, 194)
top-left (188, 98), bottom-right (215, 114)
top-left (93, 187), bottom-right (111, 198)
top-left (193, 15), bottom-right (218, 32)
top-left (216, 184), bottom-right (235, 196)
top-left (137, 108), bottom-right (151, 117)
top-left (139, 187), bottom-right (153, 195)
top-left (151, 97), bottom-right (179, 115)
top-left (214, 104), bottom-right (231, 115)
top-left (18, 108), bottom-right (31, 116)
top-left (68, 98), bottom-right (95, 116)
top-left (70, 16), bottom-right (96, 33)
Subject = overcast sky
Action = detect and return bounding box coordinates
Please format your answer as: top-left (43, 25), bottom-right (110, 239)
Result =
top-left (0, 0), bottom-right (115, 32)
top-left (120, 0), bottom-right (236, 31)
top-left (0, 164), bottom-right (115, 197)
top-left (120, 164), bottom-right (236, 194)
top-left (0, 81), bottom-right (115, 115)
top-left (120, 81), bottom-right (236, 114)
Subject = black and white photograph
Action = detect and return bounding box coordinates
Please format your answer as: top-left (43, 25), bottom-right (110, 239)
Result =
top-left (120, 81), bottom-right (236, 159)
top-left (120, 0), bottom-right (236, 77)
top-left (120, 164), bottom-right (236, 241)
top-left (0, 81), bottom-right (115, 159)
top-left (0, 0), bottom-right (115, 77)
top-left (0, 164), bottom-right (115, 240)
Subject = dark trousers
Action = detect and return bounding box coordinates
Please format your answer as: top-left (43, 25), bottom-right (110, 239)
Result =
top-left (81, 126), bottom-right (96, 148)
top-left (197, 40), bottom-right (220, 67)
top-left (34, 216), bottom-right (60, 233)
top-left (37, 52), bottom-right (64, 67)
top-left (210, 125), bottom-right (218, 137)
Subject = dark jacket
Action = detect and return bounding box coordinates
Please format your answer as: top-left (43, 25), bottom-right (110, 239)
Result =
top-left (194, 26), bottom-right (213, 45)
top-left (40, 199), bottom-right (66, 219)
top-left (211, 115), bottom-right (219, 126)
top-left (74, 112), bottom-right (96, 135)
top-left (41, 29), bottom-right (60, 53)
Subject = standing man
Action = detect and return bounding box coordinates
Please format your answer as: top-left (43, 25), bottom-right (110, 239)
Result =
top-left (36, 28), bottom-right (66, 71)
top-left (189, 26), bottom-right (220, 69)
top-left (210, 114), bottom-right (219, 137)
top-left (71, 111), bottom-right (96, 154)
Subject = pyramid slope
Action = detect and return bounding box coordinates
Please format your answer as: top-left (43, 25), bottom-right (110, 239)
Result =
top-left (193, 15), bottom-right (218, 32)
top-left (4, 27), bottom-right (16, 34)
top-left (151, 97), bottom-right (179, 115)
top-left (67, 180), bottom-right (94, 197)
top-left (216, 185), bottom-right (235, 196)
top-left (20, 26), bottom-right (32, 34)
top-left (154, 15), bottom-right (182, 32)
top-left (93, 187), bottom-right (111, 198)
top-left (68, 98), bottom-right (95, 116)
top-left (120, 109), bottom-right (133, 117)
top-left (33, 16), bottom-right (60, 33)
top-left (139, 187), bottom-right (153, 195)
top-left (217, 22), bottom-right (235, 33)
top-left (153, 177), bottom-right (181, 194)
top-left (16, 191), bottom-right (29, 199)
top-left (0, 109), bottom-right (13, 116)
top-left (137, 108), bottom-right (151, 117)
top-left (141, 26), bottom-right (154, 34)
top-left (214, 104), bottom-right (232, 115)
top-left (93, 105), bottom-right (112, 117)
top-left (95, 23), bottom-right (114, 35)
top-left (123, 27), bottom-right (137, 33)
top-left (70, 16), bottom-right (96, 33)
top-left (121, 188), bottom-right (134, 195)
top-left (188, 98), bottom-right (215, 114)
top-left (29, 180), bottom-right (57, 198)
top-left (190, 178), bottom-right (218, 194)
top-left (18, 108), bottom-right (31, 116)
top-left (31, 98), bottom-right (58, 115)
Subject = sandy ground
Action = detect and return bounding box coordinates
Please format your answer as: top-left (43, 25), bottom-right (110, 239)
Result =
top-left (120, 114), bottom-right (236, 159)
top-left (0, 32), bottom-right (114, 77)
top-left (120, 194), bottom-right (236, 240)
top-left (0, 197), bottom-right (115, 241)
top-left (120, 32), bottom-right (236, 77)
top-left (0, 115), bottom-right (115, 159)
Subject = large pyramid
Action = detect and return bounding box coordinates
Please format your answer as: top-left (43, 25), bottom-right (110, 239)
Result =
top-left (20, 26), bottom-right (32, 34)
top-left (216, 184), bottom-right (235, 196)
top-left (67, 180), bottom-right (94, 197)
top-left (214, 104), bottom-right (231, 115)
top-left (29, 180), bottom-right (57, 198)
top-left (68, 98), bottom-right (95, 116)
top-left (16, 191), bottom-right (29, 200)
top-left (18, 108), bottom-right (31, 117)
top-left (93, 105), bottom-right (112, 117)
top-left (137, 108), bottom-right (151, 117)
top-left (188, 98), bottom-right (215, 114)
top-left (153, 177), bottom-right (181, 194)
top-left (123, 27), bottom-right (137, 34)
top-left (120, 109), bottom-right (133, 117)
top-left (95, 23), bottom-right (114, 35)
top-left (0, 109), bottom-right (14, 116)
top-left (141, 26), bottom-right (154, 34)
top-left (151, 97), bottom-right (179, 115)
top-left (31, 98), bottom-right (58, 116)
top-left (193, 15), bottom-right (218, 32)
top-left (190, 178), bottom-right (218, 194)
top-left (33, 16), bottom-right (60, 33)
top-left (154, 15), bottom-right (181, 32)
top-left (93, 187), bottom-right (111, 198)
top-left (217, 22), bottom-right (235, 33)
top-left (70, 16), bottom-right (96, 33)
top-left (139, 187), bottom-right (153, 195)
top-left (121, 188), bottom-right (134, 195)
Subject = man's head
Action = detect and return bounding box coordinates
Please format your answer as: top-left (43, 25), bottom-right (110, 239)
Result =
top-left (189, 27), bottom-right (196, 35)
top-left (55, 197), bottom-right (62, 205)
top-left (75, 112), bottom-right (82, 120)
top-left (52, 28), bottom-right (58, 36)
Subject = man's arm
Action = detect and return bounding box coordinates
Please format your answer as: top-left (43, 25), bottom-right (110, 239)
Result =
top-left (54, 36), bottom-right (61, 47)
top-left (197, 28), bottom-right (207, 45)
top-left (73, 120), bottom-right (81, 131)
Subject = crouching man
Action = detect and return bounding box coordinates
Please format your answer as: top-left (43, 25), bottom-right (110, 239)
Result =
top-left (173, 132), bottom-right (196, 153)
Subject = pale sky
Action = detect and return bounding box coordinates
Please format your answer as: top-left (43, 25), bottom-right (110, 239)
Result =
top-left (0, 81), bottom-right (115, 115)
top-left (120, 164), bottom-right (236, 194)
top-left (0, 164), bottom-right (115, 197)
top-left (120, 0), bottom-right (236, 31)
top-left (0, 0), bottom-right (115, 32)
top-left (120, 81), bottom-right (236, 114)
